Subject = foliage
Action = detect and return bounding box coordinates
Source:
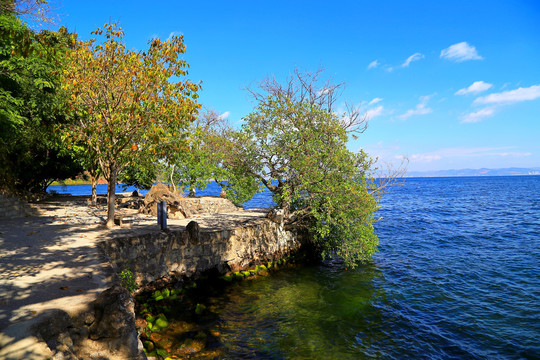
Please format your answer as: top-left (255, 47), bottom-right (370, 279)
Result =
top-left (167, 109), bottom-right (225, 195)
top-left (168, 122), bottom-right (217, 195)
top-left (119, 268), bottom-right (138, 293)
top-left (62, 23), bottom-right (201, 226)
top-left (223, 69), bottom-right (384, 267)
top-left (0, 15), bottom-right (83, 195)
top-left (0, 0), bottom-right (54, 24)
top-left (118, 155), bottom-right (160, 191)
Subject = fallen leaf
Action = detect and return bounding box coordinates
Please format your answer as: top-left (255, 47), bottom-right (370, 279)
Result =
top-left (76, 289), bottom-right (85, 292)
top-left (13, 272), bottom-right (19, 275)
top-left (60, 286), bottom-right (68, 290)
top-left (27, 232), bottom-right (34, 236)
top-left (31, 311), bottom-right (37, 315)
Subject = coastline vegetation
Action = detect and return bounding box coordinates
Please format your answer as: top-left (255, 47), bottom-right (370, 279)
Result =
top-left (1, 0), bottom-right (404, 267)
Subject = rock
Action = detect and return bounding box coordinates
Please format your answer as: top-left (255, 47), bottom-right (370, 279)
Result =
top-left (186, 221), bottom-right (200, 242)
top-left (32, 310), bottom-right (78, 360)
top-left (34, 309), bottom-right (73, 342)
top-left (88, 285), bottom-right (143, 359)
top-left (141, 183), bottom-right (191, 218)
top-left (267, 208), bottom-right (284, 224)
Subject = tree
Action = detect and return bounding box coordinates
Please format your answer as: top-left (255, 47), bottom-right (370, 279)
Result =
top-left (223, 69), bottom-right (402, 267)
top-left (0, 15), bottom-right (83, 196)
top-left (166, 108), bottom-right (228, 196)
top-left (62, 23), bottom-right (200, 227)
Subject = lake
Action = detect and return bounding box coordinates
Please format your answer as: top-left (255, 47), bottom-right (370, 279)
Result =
top-left (49, 176), bottom-right (540, 359)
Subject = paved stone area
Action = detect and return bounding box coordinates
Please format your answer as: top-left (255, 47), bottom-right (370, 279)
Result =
top-left (0, 195), bottom-right (267, 359)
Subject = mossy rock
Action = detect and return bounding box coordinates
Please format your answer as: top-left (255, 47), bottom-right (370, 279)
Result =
top-left (249, 269), bottom-right (257, 276)
top-left (220, 275), bottom-right (233, 282)
top-left (162, 288), bottom-right (170, 298)
top-left (155, 317), bottom-right (169, 329)
top-left (172, 288), bottom-right (183, 295)
top-left (153, 290), bottom-right (164, 301)
top-left (195, 303), bottom-right (206, 315)
top-left (241, 271), bottom-right (251, 277)
top-left (156, 348), bottom-right (169, 358)
top-left (233, 272), bottom-right (244, 279)
top-left (156, 338), bottom-right (174, 351)
top-left (142, 340), bottom-right (154, 351)
top-left (146, 350), bottom-right (158, 357)
top-left (257, 264), bottom-right (267, 271)
top-left (194, 331), bottom-right (207, 340)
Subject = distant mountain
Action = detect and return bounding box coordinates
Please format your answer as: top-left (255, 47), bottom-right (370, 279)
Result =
top-left (405, 167), bottom-right (540, 178)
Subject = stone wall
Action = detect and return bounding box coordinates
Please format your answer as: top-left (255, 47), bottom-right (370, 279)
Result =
top-left (98, 218), bottom-right (303, 285)
top-left (0, 192), bottom-right (39, 218)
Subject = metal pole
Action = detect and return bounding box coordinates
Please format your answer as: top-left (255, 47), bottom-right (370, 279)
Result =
top-left (160, 200), bottom-right (167, 230)
top-left (157, 201), bottom-right (162, 228)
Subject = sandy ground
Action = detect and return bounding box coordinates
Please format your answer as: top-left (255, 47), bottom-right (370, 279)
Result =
top-left (0, 195), bottom-right (267, 359)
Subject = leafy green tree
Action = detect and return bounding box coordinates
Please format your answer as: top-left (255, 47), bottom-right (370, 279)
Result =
top-left (0, 15), bottom-right (82, 195)
top-left (62, 23), bottom-right (200, 227)
top-left (118, 154), bottom-right (161, 191)
top-left (223, 69), bottom-right (398, 267)
top-left (166, 108), bottom-right (226, 196)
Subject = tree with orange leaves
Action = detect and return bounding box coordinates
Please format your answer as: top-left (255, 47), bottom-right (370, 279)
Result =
top-left (62, 23), bottom-right (200, 227)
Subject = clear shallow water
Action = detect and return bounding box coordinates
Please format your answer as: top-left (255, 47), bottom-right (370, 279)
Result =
top-left (51, 177), bottom-right (540, 359)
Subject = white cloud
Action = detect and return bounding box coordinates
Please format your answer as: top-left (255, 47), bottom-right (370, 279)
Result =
top-left (461, 107), bottom-right (496, 123)
top-left (219, 111), bottom-right (230, 120)
top-left (365, 105), bottom-right (384, 119)
top-left (398, 95), bottom-right (433, 120)
top-left (456, 81), bottom-right (493, 95)
top-left (440, 42), bottom-right (483, 62)
top-left (410, 154), bottom-right (442, 162)
top-left (474, 84), bottom-right (540, 105)
top-left (367, 60), bottom-right (379, 69)
top-left (167, 31), bottom-right (183, 41)
top-left (402, 52), bottom-right (424, 67)
top-left (368, 97), bottom-right (383, 106)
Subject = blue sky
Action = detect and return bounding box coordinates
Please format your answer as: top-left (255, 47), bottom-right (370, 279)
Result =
top-left (47, 0), bottom-right (540, 172)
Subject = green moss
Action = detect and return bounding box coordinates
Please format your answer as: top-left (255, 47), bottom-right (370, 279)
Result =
top-left (155, 317), bottom-right (169, 329)
top-left (195, 303), bottom-right (206, 315)
top-left (258, 264), bottom-right (267, 271)
top-left (142, 340), bottom-right (154, 351)
top-left (156, 348), bottom-right (169, 358)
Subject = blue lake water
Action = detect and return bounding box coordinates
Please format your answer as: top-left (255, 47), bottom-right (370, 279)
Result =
top-left (50, 176), bottom-right (540, 359)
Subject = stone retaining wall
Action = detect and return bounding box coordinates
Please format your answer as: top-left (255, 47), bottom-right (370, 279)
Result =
top-left (98, 218), bottom-right (303, 285)
top-left (0, 193), bottom-right (39, 218)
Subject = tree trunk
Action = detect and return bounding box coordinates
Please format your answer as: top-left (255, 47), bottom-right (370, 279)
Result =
top-left (188, 180), bottom-right (196, 197)
top-left (106, 166), bottom-right (117, 228)
top-left (90, 173), bottom-right (97, 206)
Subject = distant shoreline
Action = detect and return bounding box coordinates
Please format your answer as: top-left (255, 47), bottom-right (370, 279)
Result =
top-left (405, 167), bottom-right (540, 178)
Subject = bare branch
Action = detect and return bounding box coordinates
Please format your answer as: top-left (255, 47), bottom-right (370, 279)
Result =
top-left (244, 67), bottom-right (369, 133)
